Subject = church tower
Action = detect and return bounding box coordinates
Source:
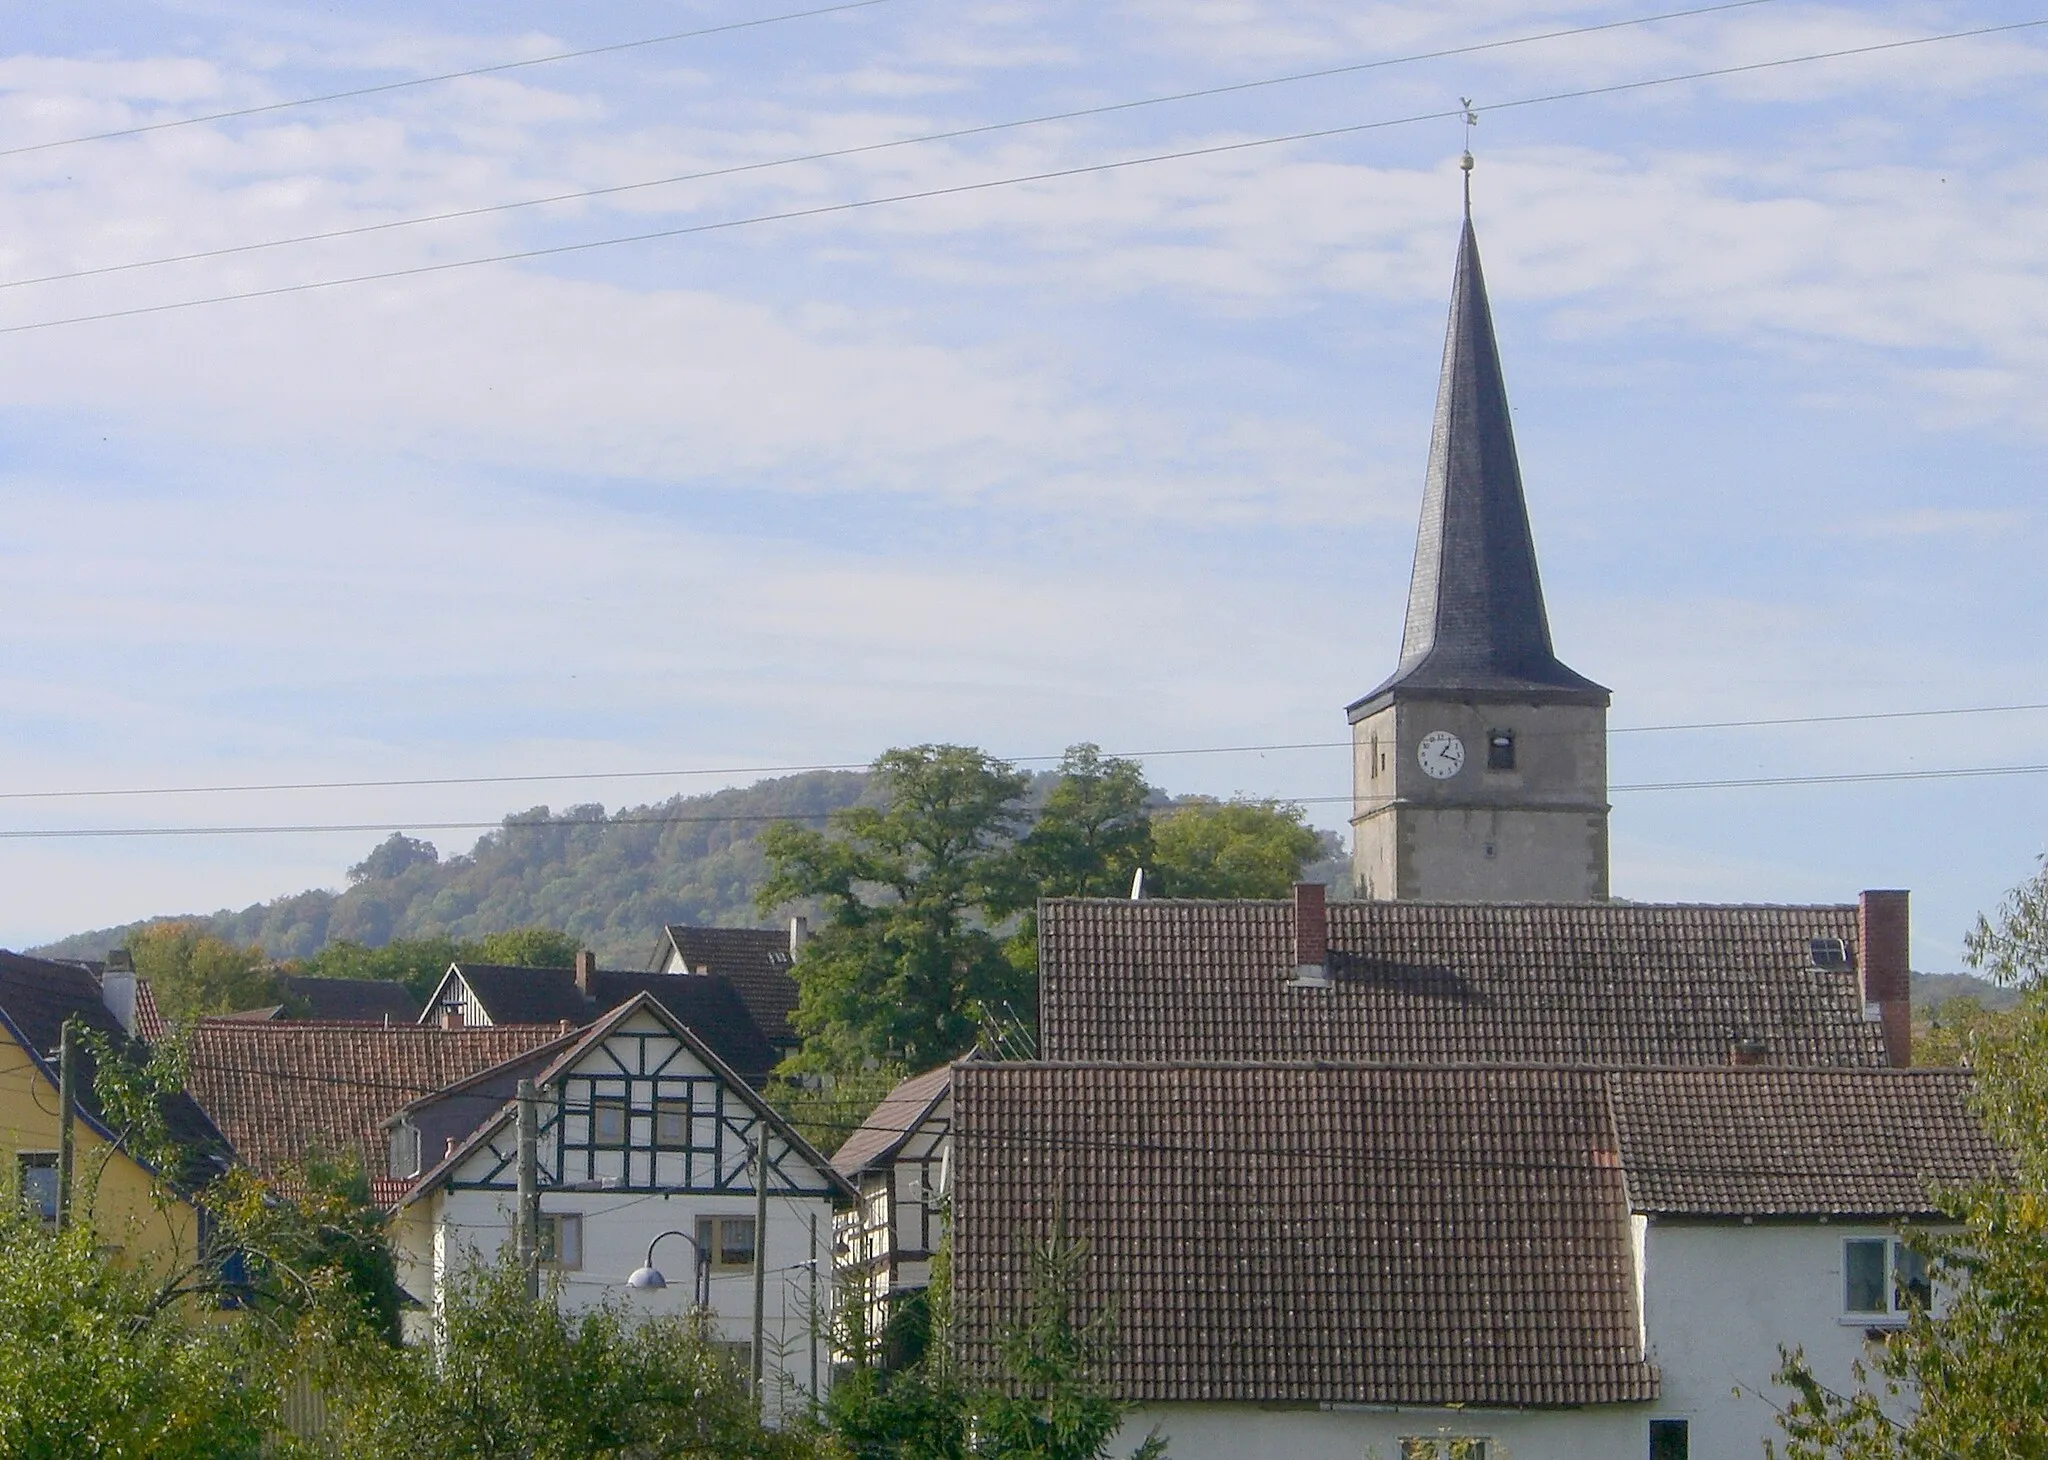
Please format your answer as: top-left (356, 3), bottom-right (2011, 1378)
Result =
top-left (1348, 195), bottom-right (1610, 902)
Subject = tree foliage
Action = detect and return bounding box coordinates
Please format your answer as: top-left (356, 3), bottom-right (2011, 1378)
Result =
top-left (828, 1231), bottom-right (1165, 1460)
top-left (760, 745), bottom-right (1030, 1072)
top-left (323, 1254), bottom-right (821, 1460)
top-left (126, 920), bottom-right (277, 1023)
top-left (1145, 797), bottom-right (1322, 899)
top-left (1964, 854), bottom-right (2048, 987)
top-left (1769, 862), bottom-right (2048, 1456)
top-left (0, 1208), bottom-right (275, 1458)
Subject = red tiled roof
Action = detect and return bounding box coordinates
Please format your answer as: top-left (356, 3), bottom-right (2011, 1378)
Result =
top-left (184, 1021), bottom-right (565, 1199)
top-left (1039, 898), bottom-right (1886, 1066)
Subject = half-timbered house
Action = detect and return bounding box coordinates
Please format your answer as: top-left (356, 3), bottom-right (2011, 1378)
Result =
top-left (388, 992), bottom-right (853, 1408)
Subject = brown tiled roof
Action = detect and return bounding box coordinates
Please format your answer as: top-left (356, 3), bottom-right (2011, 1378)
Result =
top-left (1612, 1067), bottom-right (2005, 1217)
top-left (951, 1062), bottom-right (1659, 1409)
top-left (184, 1021), bottom-right (567, 1205)
top-left (657, 926), bottom-right (801, 1047)
top-left (832, 1064), bottom-right (952, 1178)
top-left (1039, 899), bottom-right (1885, 1067)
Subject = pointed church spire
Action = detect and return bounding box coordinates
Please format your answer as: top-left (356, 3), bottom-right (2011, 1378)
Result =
top-left (1350, 203), bottom-right (1607, 716)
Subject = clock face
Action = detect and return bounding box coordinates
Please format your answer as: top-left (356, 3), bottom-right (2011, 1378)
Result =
top-left (1418, 730), bottom-right (1466, 780)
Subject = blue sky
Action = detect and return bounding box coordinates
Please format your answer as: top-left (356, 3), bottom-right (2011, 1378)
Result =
top-left (0, 0), bottom-right (2043, 967)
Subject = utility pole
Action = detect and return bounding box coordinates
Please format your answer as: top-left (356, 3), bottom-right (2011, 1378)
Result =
top-left (808, 1212), bottom-right (820, 1401)
top-left (56, 1018), bottom-right (76, 1231)
top-left (751, 1119), bottom-right (770, 1400)
top-left (516, 1078), bottom-right (539, 1302)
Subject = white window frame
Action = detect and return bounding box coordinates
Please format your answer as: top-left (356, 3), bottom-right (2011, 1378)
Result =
top-left (696, 1214), bottom-right (757, 1272)
top-left (1842, 1235), bottom-right (1928, 1324)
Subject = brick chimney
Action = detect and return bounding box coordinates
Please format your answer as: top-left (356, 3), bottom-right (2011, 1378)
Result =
top-left (439, 1006), bottom-right (464, 1030)
top-left (1859, 890), bottom-right (1911, 1067)
top-left (1289, 882), bottom-right (1330, 987)
top-left (574, 949), bottom-right (598, 999)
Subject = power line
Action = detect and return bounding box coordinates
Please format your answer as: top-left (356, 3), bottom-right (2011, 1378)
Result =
top-left (4, 16), bottom-right (2042, 339)
top-left (0, 0), bottom-right (1777, 295)
top-left (6, 758), bottom-right (2048, 840)
top-left (0, 0), bottom-right (900, 162)
top-left (4, 699), bottom-right (2045, 804)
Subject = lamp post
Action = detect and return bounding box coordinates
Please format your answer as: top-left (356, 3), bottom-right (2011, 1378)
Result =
top-left (625, 1229), bottom-right (710, 1306)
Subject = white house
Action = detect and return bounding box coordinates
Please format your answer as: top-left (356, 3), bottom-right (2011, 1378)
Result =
top-left (829, 1062), bottom-right (953, 1352)
top-left (950, 1062), bottom-right (2002, 1460)
top-left (386, 992), bottom-right (854, 1411)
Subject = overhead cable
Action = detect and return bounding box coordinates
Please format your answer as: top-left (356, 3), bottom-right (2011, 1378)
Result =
top-left (2, 699), bottom-right (2044, 804)
top-left (0, 0), bottom-right (900, 162)
top-left (3, 17), bottom-right (2041, 338)
top-left (0, 0), bottom-right (1778, 294)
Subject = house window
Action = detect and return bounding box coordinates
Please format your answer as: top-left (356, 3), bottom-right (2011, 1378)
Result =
top-left (697, 1215), bottom-right (757, 1271)
top-left (540, 1213), bottom-right (583, 1270)
top-left (1649, 1418), bottom-right (1689, 1459)
top-left (17, 1153), bottom-right (57, 1226)
top-left (655, 1100), bottom-right (691, 1147)
top-left (1400, 1439), bottom-right (1489, 1460)
top-left (1845, 1237), bottom-right (1929, 1319)
top-left (592, 1098), bottom-right (628, 1148)
top-left (1486, 729), bottom-right (1516, 771)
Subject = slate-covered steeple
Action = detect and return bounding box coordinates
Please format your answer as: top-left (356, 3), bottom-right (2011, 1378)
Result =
top-left (1350, 209), bottom-right (1607, 716)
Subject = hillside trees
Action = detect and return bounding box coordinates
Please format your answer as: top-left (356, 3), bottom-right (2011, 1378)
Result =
top-left (1145, 797), bottom-right (1324, 899)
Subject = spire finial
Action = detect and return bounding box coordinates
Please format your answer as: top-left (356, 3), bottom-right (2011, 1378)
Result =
top-left (1459, 98), bottom-right (1478, 216)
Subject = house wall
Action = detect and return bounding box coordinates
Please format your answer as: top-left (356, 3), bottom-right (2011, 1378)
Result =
top-left (1117, 1402), bottom-right (1652, 1459)
top-left (0, 1020), bottom-right (198, 1278)
top-left (1641, 1218), bottom-right (1919, 1459)
top-left (403, 1186), bottom-right (833, 1406)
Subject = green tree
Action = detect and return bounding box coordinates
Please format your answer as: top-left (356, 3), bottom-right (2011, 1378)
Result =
top-left (1769, 860), bottom-right (2048, 1456)
top-left (827, 1232), bottom-right (1165, 1460)
top-left (1002, 746), bottom-right (1155, 984)
top-left (474, 925), bottom-right (582, 968)
top-left (326, 1252), bottom-right (820, 1459)
top-left (759, 745), bottom-right (1029, 1072)
top-left (1964, 854), bottom-right (2048, 987)
top-left (295, 934), bottom-right (475, 1003)
top-left (0, 1208), bottom-right (276, 1458)
top-left (126, 920), bottom-right (277, 1022)
top-left (295, 926), bottom-right (581, 1004)
top-left (1146, 798), bottom-right (1322, 899)
top-left (1014, 747), bottom-right (1154, 902)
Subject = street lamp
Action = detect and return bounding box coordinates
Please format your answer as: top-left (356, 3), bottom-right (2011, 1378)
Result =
top-left (626, 1229), bottom-right (708, 1304)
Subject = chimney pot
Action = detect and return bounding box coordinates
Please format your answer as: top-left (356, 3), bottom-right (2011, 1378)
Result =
top-left (439, 1007), bottom-right (464, 1030)
top-left (105, 948), bottom-right (134, 974)
top-left (574, 949), bottom-right (598, 997)
top-left (1290, 882), bottom-right (1329, 986)
top-left (100, 959), bottom-right (140, 1036)
top-left (1858, 890), bottom-right (1911, 1067)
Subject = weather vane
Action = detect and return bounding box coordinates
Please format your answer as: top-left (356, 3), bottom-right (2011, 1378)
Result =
top-left (1460, 97), bottom-right (1478, 213)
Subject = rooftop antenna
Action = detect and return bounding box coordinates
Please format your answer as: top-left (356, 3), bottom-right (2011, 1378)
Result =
top-left (1459, 97), bottom-right (1478, 215)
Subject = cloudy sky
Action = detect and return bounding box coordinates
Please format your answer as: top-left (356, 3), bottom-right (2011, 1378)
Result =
top-left (1, 0), bottom-right (2043, 967)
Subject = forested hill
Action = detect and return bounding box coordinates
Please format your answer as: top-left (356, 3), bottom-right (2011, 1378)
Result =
top-left (30, 771), bottom-right (876, 968)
